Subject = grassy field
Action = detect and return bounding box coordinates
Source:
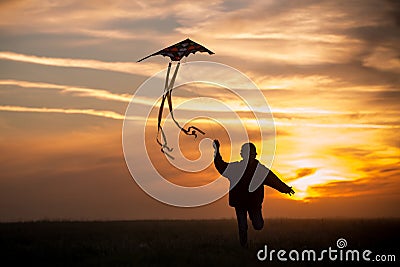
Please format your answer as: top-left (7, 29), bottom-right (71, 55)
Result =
top-left (0, 219), bottom-right (399, 266)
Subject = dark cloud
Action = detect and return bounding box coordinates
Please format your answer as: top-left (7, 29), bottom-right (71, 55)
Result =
top-left (386, 0), bottom-right (400, 27)
top-left (295, 168), bottom-right (317, 178)
top-left (105, 17), bottom-right (181, 34)
top-left (329, 146), bottom-right (375, 158)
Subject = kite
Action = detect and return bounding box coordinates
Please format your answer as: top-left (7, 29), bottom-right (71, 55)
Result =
top-left (137, 38), bottom-right (214, 159)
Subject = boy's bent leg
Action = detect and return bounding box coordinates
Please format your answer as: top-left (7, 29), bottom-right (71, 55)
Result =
top-left (249, 206), bottom-right (264, 230)
top-left (234, 207), bottom-right (248, 247)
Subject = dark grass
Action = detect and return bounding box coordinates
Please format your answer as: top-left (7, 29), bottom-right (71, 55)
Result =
top-left (0, 219), bottom-right (399, 266)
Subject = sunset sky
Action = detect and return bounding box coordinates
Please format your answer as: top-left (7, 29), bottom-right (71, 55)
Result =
top-left (0, 0), bottom-right (399, 221)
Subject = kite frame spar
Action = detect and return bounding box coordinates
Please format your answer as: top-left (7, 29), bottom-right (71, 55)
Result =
top-left (137, 38), bottom-right (214, 159)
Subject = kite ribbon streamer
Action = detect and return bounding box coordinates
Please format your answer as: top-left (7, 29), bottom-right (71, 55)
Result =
top-left (156, 62), bottom-right (205, 159)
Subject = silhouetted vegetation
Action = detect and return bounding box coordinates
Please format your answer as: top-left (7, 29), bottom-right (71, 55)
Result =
top-left (0, 219), bottom-right (399, 266)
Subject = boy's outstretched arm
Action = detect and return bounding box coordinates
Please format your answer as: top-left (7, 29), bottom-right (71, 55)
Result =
top-left (264, 169), bottom-right (295, 196)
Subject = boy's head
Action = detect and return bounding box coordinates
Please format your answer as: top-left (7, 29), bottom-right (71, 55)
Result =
top-left (240, 142), bottom-right (257, 160)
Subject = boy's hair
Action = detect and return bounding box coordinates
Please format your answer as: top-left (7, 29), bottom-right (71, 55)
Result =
top-left (241, 142), bottom-right (257, 158)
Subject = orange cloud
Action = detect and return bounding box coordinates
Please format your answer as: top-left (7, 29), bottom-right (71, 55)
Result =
top-left (0, 105), bottom-right (125, 120)
top-left (363, 46), bottom-right (400, 73)
top-left (0, 51), bottom-right (162, 76)
top-left (0, 79), bottom-right (132, 102)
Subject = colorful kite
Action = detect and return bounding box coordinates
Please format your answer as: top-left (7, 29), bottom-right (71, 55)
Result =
top-left (137, 38), bottom-right (214, 159)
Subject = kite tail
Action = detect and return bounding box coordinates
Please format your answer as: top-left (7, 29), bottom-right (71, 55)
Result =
top-left (156, 61), bottom-right (205, 159)
top-left (156, 62), bottom-right (175, 159)
top-left (156, 96), bottom-right (174, 159)
top-left (166, 62), bottom-right (206, 139)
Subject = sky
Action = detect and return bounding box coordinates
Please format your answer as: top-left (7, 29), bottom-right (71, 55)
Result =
top-left (0, 0), bottom-right (399, 221)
